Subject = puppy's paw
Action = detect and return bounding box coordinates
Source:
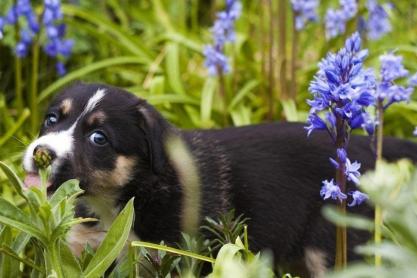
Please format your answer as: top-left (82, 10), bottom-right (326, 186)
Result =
top-left (67, 223), bottom-right (106, 257)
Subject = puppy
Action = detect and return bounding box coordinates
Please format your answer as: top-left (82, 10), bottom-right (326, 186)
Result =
top-left (23, 82), bottom-right (417, 276)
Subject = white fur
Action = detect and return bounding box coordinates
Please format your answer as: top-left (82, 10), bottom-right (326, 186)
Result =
top-left (23, 89), bottom-right (106, 173)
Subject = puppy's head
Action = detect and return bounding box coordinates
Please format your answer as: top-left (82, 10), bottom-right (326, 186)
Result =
top-left (23, 82), bottom-right (170, 195)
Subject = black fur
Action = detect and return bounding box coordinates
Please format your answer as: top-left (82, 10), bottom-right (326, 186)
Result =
top-left (28, 82), bottom-right (417, 273)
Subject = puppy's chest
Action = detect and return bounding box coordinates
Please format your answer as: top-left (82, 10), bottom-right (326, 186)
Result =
top-left (82, 196), bottom-right (140, 241)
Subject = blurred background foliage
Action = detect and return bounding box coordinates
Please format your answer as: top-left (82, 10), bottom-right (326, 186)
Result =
top-left (0, 0), bottom-right (417, 276)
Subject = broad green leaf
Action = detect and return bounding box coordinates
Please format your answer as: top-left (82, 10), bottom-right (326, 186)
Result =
top-left (0, 198), bottom-right (46, 243)
top-left (322, 206), bottom-right (374, 231)
top-left (200, 78), bottom-right (217, 124)
top-left (83, 198), bottom-right (135, 278)
top-left (0, 161), bottom-right (27, 202)
top-left (281, 99), bottom-right (299, 122)
top-left (49, 179), bottom-right (83, 208)
top-left (210, 243), bottom-right (244, 276)
top-left (59, 240), bottom-right (82, 277)
top-left (166, 43), bottom-right (185, 95)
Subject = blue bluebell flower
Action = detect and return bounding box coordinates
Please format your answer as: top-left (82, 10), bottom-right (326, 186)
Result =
top-left (0, 17), bottom-right (4, 39)
top-left (340, 0), bottom-right (358, 19)
top-left (409, 73), bottom-right (417, 87)
top-left (361, 112), bottom-right (377, 135)
top-left (307, 33), bottom-right (373, 206)
top-left (307, 33), bottom-right (375, 136)
top-left (320, 179), bottom-right (347, 202)
top-left (373, 53), bottom-right (414, 109)
top-left (366, 0), bottom-right (391, 40)
top-left (203, 45), bottom-right (230, 76)
top-left (42, 0), bottom-right (73, 75)
top-left (291, 0), bottom-right (319, 30)
top-left (379, 53), bottom-right (408, 83)
top-left (413, 127), bottom-right (417, 137)
top-left (325, 9), bottom-right (346, 40)
top-left (204, 0), bottom-right (242, 76)
top-left (348, 190), bottom-right (368, 206)
top-left (325, 0), bottom-right (359, 39)
top-left (345, 159), bottom-right (361, 184)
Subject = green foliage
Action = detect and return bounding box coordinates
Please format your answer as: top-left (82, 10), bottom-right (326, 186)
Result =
top-left (0, 162), bottom-right (135, 277)
top-left (1, 0), bottom-right (417, 277)
top-left (325, 160), bottom-right (417, 278)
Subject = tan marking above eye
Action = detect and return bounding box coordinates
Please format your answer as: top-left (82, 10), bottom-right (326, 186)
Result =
top-left (91, 156), bottom-right (137, 189)
top-left (60, 98), bottom-right (73, 115)
top-left (87, 111), bottom-right (107, 125)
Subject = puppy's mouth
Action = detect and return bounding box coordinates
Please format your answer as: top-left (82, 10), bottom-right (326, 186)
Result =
top-left (23, 172), bottom-right (68, 194)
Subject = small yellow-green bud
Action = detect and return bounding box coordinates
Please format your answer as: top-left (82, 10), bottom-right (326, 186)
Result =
top-left (34, 148), bottom-right (53, 169)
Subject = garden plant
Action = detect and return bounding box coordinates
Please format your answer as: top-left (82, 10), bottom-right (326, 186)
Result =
top-left (0, 0), bottom-right (417, 277)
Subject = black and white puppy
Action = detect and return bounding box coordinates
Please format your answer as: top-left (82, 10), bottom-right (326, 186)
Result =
top-left (23, 82), bottom-right (417, 276)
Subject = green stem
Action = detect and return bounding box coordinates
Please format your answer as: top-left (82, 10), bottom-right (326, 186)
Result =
top-left (46, 242), bottom-right (64, 278)
top-left (374, 100), bottom-right (384, 267)
top-left (267, 0), bottom-right (275, 120)
top-left (217, 66), bottom-right (228, 126)
top-left (14, 56), bottom-right (23, 114)
top-left (278, 0), bottom-right (287, 101)
top-left (335, 116), bottom-right (347, 269)
top-left (30, 41), bottom-right (40, 135)
top-left (290, 12), bottom-right (298, 100)
top-left (0, 246), bottom-right (44, 273)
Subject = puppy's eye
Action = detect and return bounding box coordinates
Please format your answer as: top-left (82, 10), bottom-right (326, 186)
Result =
top-left (89, 131), bottom-right (108, 146)
top-left (44, 114), bottom-right (58, 127)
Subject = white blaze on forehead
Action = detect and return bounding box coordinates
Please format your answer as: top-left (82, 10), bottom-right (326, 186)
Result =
top-left (23, 89), bottom-right (107, 173)
top-left (83, 89), bottom-right (106, 116)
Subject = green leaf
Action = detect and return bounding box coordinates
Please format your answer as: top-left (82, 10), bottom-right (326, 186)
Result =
top-left (0, 108), bottom-right (30, 147)
top-left (322, 206), bottom-right (374, 231)
top-left (59, 240), bottom-right (82, 277)
top-left (38, 57), bottom-right (148, 102)
top-left (165, 42), bottom-right (185, 95)
top-left (49, 179), bottom-right (83, 208)
top-left (62, 5), bottom-right (153, 61)
top-left (0, 161), bottom-right (27, 202)
top-left (83, 198), bottom-right (135, 278)
top-left (131, 241), bottom-right (215, 263)
top-left (0, 198), bottom-right (46, 243)
top-left (228, 80), bottom-right (259, 111)
top-left (281, 99), bottom-right (299, 122)
top-left (200, 78), bottom-right (217, 124)
top-left (210, 243), bottom-right (244, 275)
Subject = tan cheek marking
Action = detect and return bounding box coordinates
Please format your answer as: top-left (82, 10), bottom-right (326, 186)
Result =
top-left (87, 111), bottom-right (107, 125)
top-left (60, 98), bottom-right (73, 115)
top-left (67, 224), bottom-right (106, 257)
top-left (92, 156), bottom-right (137, 189)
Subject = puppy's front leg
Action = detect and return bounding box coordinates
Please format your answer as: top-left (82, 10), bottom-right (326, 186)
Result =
top-left (67, 223), bottom-right (106, 257)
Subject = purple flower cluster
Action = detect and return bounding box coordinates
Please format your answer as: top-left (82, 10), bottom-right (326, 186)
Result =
top-left (325, 0), bottom-right (358, 40)
top-left (306, 33), bottom-right (373, 206)
top-left (0, 0), bottom-right (39, 57)
top-left (0, 0), bottom-right (73, 75)
top-left (361, 53), bottom-right (417, 136)
top-left (375, 53), bottom-right (415, 110)
top-left (204, 0), bottom-right (242, 76)
top-left (365, 0), bottom-right (391, 40)
top-left (291, 0), bottom-right (319, 31)
top-left (43, 0), bottom-right (74, 75)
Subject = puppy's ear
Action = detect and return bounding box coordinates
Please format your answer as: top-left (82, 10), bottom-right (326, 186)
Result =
top-left (137, 101), bottom-right (171, 175)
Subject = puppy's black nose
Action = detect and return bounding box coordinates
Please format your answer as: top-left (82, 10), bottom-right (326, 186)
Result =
top-left (33, 145), bottom-right (56, 169)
